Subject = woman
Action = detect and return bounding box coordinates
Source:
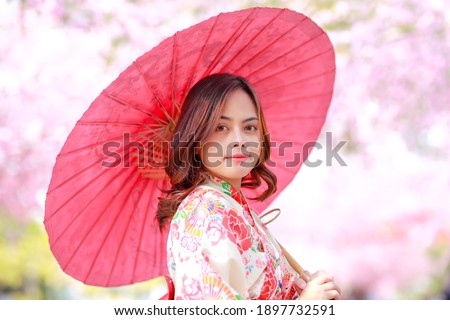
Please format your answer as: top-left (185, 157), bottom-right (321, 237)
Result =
top-left (157, 73), bottom-right (340, 300)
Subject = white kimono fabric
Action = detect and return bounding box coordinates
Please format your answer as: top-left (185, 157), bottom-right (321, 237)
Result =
top-left (167, 174), bottom-right (300, 299)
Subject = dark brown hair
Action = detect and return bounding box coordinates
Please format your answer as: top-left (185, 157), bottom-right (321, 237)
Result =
top-left (156, 73), bottom-right (277, 228)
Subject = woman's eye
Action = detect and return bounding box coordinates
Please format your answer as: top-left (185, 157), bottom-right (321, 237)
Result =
top-left (216, 125), bottom-right (228, 131)
top-left (245, 125), bottom-right (258, 131)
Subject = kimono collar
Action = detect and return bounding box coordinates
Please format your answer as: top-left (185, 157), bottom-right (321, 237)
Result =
top-left (203, 173), bottom-right (249, 208)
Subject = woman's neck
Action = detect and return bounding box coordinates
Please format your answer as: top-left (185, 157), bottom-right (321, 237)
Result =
top-left (225, 178), bottom-right (242, 192)
top-left (205, 171), bottom-right (242, 192)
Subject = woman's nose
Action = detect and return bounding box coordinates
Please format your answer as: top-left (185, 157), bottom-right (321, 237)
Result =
top-left (230, 128), bottom-right (245, 147)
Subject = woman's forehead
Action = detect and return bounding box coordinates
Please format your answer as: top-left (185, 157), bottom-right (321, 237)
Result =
top-left (219, 90), bottom-right (258, 119)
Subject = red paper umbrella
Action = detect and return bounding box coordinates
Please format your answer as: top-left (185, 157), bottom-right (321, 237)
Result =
top-left (44, 7), bottom-right (335, 287)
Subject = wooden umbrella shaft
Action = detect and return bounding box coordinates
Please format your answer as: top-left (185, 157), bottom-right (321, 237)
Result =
top-left (260, 208), bottom-right (310, 282)
top-left (277, 241), bottom-right (310, 282)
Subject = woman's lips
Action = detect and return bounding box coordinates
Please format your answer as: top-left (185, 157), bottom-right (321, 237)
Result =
top-left (226, 154), bottom-right (251, 161)
top-left (229, 154), bottom-right (248, 158)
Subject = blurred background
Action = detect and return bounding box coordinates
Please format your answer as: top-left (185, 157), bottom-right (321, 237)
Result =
top-left (1, 0), bottom-right (449, 299)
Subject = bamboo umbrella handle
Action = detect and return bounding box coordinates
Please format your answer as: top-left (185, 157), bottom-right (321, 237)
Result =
top-left (260, 208), bottom-right (310, 282)
top-left (277, 241), bottom-right (310, 282)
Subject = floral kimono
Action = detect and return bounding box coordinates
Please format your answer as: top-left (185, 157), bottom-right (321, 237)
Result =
top-left (167, 174), bottom-right (300, 300)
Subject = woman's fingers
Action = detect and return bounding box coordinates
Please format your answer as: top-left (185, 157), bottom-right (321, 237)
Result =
top-left (334, 282), bottom-right (342, 295)
top-left (321, 281), bottom-right (341, 299)
top-left (309, 270), bottom-right (335, 285)
top-left (302, 270), bottom-right (312, 282)
top-left (327, 289), bottom-right (341, 300)
top-left (293, 278), bottom-right (307, 291)
top-left (297, 270), bottom-right (342, 300)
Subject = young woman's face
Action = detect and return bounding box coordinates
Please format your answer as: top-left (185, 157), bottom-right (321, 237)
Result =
top-left (199, 89), bottom-right (261, 189)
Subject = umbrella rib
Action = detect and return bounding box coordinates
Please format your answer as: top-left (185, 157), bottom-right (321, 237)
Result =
top-left (104, 91), bottom-right (167, 127)
top-left (102, 91), bottom-right (152, 118)
top-left (133, 61), bottom-right (176, 129)
top-left (202, 9), bottom-right (255, 77)
top-left (170, 33), bottom-right (178, 119)
top-left (49, 133), bottom-right (168, 194)
top-left (47, 133), bottom-right (142, 195)
top-left (149, 180), bottom-right (170, 274)
top-left (264, 89), bottom-right (334, 104)
top-left (83, 170), bottom-right (143, 285)
top-left (231, 12), bottom-right (308, 74)
top-left (131, 178), bottom-right (165, 282)
top-left (106, 179), bottom-right (169, 284)
top-left (267, 115), bottom-right (327, 123)
top-left (262, 68), bottom-right (336, 95)
top-left (46, 130), bottom-right (167, 232)
top-left (131, 178), bottom-right (171, 281)
top-left (69, 168), bottom-right (138, 282)
top-left (45, 159), bottom-right (126, 229)
top-left (54, 126), bottom-right (167, 161)
top-left (255, 50), bottom-right (335, 87)
top-left (76, 120), bottom-right (165, 128)
top-left (47, 163), bottom-right (129, 250)
top-left (220, 8), bottom-right (298, 72)
top-left (247, 33), bottom-right (333, 84)
top-left (182, 12), bottom-right (219, 97)
top-left (45, 161), bottom-right (103, 201)
top-left (129, 177), bottom-right (153, 283)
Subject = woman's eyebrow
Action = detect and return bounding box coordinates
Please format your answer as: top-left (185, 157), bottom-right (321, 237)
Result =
top-left (220, 115), bottom-right (259, 123)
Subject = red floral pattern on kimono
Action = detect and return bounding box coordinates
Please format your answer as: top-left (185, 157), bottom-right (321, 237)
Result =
top-left (167, 174), bottom-right (300, 300)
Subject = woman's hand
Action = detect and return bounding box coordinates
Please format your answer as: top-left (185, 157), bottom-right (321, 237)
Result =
top-left (294, 270), bottom-right (341, 300)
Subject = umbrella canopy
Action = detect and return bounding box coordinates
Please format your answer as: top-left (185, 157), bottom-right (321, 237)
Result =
top-left (44, 7), bottom-right (335, 287)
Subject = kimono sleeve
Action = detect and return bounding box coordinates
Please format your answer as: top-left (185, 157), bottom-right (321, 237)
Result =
top-left (169, 192), bottom-right (250, 300)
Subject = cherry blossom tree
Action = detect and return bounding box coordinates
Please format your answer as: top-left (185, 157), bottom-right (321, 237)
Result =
top-left (1, 0), bottom-right (449, 298)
